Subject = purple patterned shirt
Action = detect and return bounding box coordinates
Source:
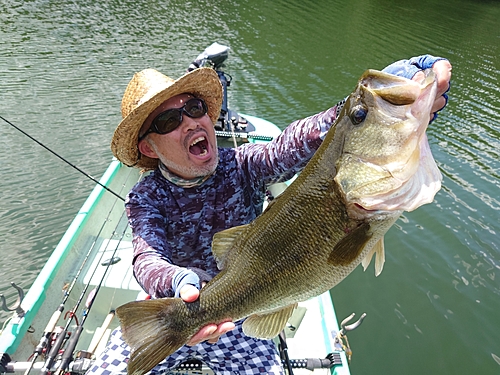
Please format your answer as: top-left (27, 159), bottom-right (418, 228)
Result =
top-left (125, 106), bottom-right (338, 298)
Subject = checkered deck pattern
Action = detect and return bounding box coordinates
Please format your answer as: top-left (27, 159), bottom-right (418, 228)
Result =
top-left (87, 320), bottom-right (284, 375)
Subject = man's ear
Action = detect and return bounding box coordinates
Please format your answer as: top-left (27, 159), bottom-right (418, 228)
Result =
top-left (138, 139), bottom-right (159, 159)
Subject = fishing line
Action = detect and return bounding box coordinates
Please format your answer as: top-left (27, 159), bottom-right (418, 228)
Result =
top-left (0, 115), bottom-right (125, 201)
top-left (23, 168), bottom-right (133, 375)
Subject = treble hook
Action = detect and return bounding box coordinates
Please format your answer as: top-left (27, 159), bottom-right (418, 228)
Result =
top-left (0, 282), bottom-right (26, 317)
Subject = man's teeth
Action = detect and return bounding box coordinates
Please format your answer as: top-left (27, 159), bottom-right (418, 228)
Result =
top-left (199, 141), bottom-right (208, 156)
top-left (190, 137), bottom-right (205, 147)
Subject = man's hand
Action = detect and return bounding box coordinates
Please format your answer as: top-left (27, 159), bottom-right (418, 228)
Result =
top-left (412, 59), bottom-right (452, 123)
top-left (383, 55), bottom-right (452, 123)
top-left (179, 284), bottom-right (236, 345)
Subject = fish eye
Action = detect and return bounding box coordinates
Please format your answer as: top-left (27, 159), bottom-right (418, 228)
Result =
top-left (349, 105), bottom-right (368, 125)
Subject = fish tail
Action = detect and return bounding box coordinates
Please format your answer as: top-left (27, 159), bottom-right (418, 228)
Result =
top-left (116, 298), bottom-right (191, 375)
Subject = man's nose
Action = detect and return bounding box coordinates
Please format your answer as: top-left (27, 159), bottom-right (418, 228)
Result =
top-left (181, 115), bottom-right (203, 131)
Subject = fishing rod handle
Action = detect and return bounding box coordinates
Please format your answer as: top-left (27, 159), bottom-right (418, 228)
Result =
top-left (46, 305), bottom-right (64, 332)
top-left (24, 306), bottom-right (66, 375)
top-left (55, 326), bottom-right (83, 374)
top-left (40, 327), bottom-right (67, 375)
top-left (287, 358), bottom-right (334, 370)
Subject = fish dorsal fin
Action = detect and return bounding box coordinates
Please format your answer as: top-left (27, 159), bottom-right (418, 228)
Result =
top-left (212, 224), bottom-right (249, 270)
top-left (242, 303), bottom-right (297, 339)
top-left (328, 222), bottom-right (372, 266)
top-left (361, 238), bottom-right (386, 276)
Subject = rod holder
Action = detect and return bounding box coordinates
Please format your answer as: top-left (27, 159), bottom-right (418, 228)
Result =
top-left (0, 282), bottom-right (25, 317)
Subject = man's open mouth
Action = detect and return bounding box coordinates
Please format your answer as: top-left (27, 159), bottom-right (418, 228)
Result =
top-left (189, 136), bottom-right (209, 156)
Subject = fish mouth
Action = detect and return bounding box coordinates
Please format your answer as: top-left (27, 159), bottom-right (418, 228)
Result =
top-left (335, 69), bottom-right (442, 217)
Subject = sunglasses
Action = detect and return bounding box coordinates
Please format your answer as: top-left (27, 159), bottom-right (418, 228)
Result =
top-left (138, 98), bottom-right (208, 141)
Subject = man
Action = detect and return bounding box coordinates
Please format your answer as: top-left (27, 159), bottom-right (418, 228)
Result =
top-left (89, 56), bottom-right (451, 374)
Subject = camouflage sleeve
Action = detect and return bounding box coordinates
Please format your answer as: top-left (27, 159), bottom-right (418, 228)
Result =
top-left (126, 186), bottom-right (182, 298)
top-left (236, 103), bottom-right (341, 187)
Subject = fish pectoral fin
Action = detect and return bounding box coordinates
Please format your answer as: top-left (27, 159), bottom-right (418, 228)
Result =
top-left (361, 238), bottom-right (385, 276)
top-left (328, 222), bottom-right (372, 266)
top-left (242, 303), bottom-right (298, 339)
top-left (212, 224), bottom-right (250, 270)
top-left (116, 298), bottom-right (189, 375)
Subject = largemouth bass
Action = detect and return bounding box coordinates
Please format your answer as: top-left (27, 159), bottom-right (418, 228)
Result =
top-left (116, 69), bottom-right (442, 375)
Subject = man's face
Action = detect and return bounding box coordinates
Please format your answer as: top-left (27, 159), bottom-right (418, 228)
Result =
top-left (138, 93), bottom-right (219, 179)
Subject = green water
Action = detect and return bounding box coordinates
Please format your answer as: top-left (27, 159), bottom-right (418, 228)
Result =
top-left (1, 0), bottom-right (499, 373)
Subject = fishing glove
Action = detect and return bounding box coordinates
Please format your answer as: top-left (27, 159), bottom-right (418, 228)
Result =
top-left (172, 267), bottom-right (213, 298)
top-left (382, 54), bottom-right (450, 122)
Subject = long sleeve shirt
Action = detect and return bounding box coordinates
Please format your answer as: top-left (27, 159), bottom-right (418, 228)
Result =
top-left (125, 106), bottom-right (339, 298)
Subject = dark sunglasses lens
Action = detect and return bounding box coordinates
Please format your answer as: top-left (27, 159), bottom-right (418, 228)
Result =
top-left (150, 98), bottom-right (207, 135)
top-left (154, 110), bottom-right (181, 134)
top-left (184, 99), bottom-right (207, 118)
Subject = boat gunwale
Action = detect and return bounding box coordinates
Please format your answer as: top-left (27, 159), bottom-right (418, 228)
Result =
top-left (0, 159), bottom-right (122, 355)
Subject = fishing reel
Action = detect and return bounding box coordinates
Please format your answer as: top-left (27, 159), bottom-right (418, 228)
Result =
top-left (187, 42), bottom-right (256, 144)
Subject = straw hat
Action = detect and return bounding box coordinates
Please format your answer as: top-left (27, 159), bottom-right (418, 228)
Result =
top-left (111, 67), bottom-right (222, 170)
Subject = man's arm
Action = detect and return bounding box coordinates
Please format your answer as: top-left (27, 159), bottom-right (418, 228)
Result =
top-left (126, 183), bottom-right (186, 299)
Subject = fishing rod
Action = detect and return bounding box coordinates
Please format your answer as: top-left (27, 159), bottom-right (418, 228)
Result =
top-left (38, 200), bottom-right (131, 374)
top-left (169, 355), bottom-right (340, 372)
top-left (52, 212), bottom-right (131, 375)
top-left (0, 115), bottom-right (125, 201)
top-left (278, 331), bottom-right (295, 375)
top-left (38, 195), bottom-right (131, 374)
top-left (22, 170), bottom-right (132, 375)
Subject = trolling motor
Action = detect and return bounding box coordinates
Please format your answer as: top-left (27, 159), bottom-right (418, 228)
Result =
top-left (187, 42), bottom-right (257, 146)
